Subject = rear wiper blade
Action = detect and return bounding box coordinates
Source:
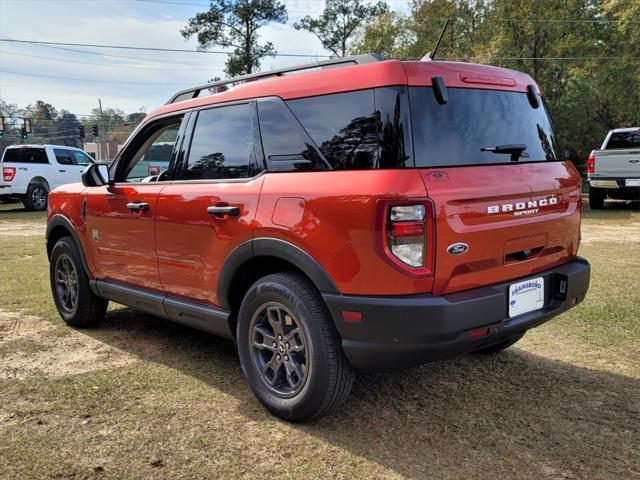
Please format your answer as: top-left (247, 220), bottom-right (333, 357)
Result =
top-left (481, 144), bottom-right (529, 161)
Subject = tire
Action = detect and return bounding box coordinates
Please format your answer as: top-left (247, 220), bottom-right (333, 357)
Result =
top-left (23, 182), bottom-right (49, 211)
top-left (50, 237), bottom-right (108, 328)
top-left (589, 187), bottom-right (606, 210)
top-left (236, 272), bottom-right (354, 422)
top-left (472, 332), bottom-right (525, 355)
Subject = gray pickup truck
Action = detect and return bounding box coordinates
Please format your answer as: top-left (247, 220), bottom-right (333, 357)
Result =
top-left (587, 128), bottom-right (640, 209)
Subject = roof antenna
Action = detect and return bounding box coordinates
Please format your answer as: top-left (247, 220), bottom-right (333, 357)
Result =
top-left (423, 19), bottom-right (450, 61)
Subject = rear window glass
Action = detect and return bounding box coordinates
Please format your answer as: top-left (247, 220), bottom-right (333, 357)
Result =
top-left (287, 90), bottom-right (379, 169)
top-left (410, 87), bottom-right (564, 167)
top-left (605, 131), bottom-right (640, 149)
top-left (3, 148), bottom-right (48, 164)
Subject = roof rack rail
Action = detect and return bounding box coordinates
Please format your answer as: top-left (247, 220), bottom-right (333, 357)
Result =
top-left (166, 53), bottom-right (385, 104)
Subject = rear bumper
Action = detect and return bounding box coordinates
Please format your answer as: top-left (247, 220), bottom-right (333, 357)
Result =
top-left (0, 185), bottom-right (15, 196)
top-left (323, 257), bottom-right (590, 372)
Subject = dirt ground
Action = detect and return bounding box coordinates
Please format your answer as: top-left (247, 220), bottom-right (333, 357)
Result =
top-left (0, 201), bottom-right (639, 479)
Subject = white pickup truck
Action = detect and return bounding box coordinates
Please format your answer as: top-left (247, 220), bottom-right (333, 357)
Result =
top-left (587, 127), bottom-right (640, 209)
top-left (0, 144), bottom-right (94, 211)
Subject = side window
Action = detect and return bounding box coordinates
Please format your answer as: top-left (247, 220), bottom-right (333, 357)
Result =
top-left (287, 90), bottom-right (378, 170)
top-left (121, 120), bottom-right (182, 182)
top-left (375, 87), bottom-right (413, 169)
top-left (257, 100), bottom-right (328, 171)
top-left (3, 148), bottom-right (48, 164)
top-left (185, 103), bottom-right (257, 180)
top-left (54, 148), bottom-right (74, 165)
top-left (72, 150), bottom-right (93, 166)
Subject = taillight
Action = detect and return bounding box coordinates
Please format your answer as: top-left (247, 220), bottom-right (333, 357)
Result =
top-left (375, 199), bottom-right (435, 277)
top-left (586, 153), bottom-right (595, 174)
top-left (2, 167), bottom-right (16, 182)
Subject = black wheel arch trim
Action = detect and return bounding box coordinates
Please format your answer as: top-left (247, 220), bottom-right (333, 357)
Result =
top-left (217, 237), bottom-right (338, 310)
top-left (46, 214), bottom-right (94, 288)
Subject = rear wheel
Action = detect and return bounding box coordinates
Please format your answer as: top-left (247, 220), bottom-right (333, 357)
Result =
top-left (50, 237), bottom-right (108, 327)
top-left (237, 272), bottom-right (354, 422)
top-left (589, 187), bottom-right (606, 210)
top-left (472, 333), bottom-right (525, 354)
top-left (23, 182), bottom-right (49, 211)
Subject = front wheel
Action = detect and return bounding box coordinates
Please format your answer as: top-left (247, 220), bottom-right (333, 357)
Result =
top-left (50, 237), bottom-right (108, 327)
top-left (237, 273), bottom-right (354, 422)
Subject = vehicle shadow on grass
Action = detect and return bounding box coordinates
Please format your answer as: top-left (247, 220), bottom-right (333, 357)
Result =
top-left (86, 307), bottom-right (640, 479)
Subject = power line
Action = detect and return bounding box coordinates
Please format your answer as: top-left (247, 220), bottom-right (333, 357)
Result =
top-left (1, 69), bottom-right (191, 85)
top-left (0, 38), bottom-right (332, 58)
top-left (0, 49), bottom-right (223, 71)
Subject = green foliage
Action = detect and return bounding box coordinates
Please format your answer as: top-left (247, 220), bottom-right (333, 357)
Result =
top-left (181, 0), bottom-right (287, 77)
top-left (295, 0), bottom-right (389, 57)
top-left (355, 0), bottom-right (640, 169)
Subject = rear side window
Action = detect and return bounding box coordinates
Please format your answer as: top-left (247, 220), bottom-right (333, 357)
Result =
top-left (287, 90), bottom-right (379, 170)
top-left (410, 87), bottom-right (564, 167)
top-left (3, 148), bottom-right (48, 164)
top-left (54, 149), bottom-right (74, 165)
top-left (606, 131), bottom-right (640, 149)
top-left (185, 103), bottom-right (258, 180)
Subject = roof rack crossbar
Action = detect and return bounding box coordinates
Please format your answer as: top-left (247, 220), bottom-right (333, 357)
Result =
top-left (166, 53), bottom-right (384, 104)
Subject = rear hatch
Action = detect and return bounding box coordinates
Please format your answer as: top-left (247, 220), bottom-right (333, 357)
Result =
top-left (1, 147), bottom-right (48, 186)
top-left (407, 78), bottom-right (581, 296)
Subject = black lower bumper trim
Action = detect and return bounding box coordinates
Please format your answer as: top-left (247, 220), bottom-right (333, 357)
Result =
top-left (323, 257), bottom-right (590, 372)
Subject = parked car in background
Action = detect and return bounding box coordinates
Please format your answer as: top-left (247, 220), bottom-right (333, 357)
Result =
top-left (587, 128), bottom-right (640, 209)
top-left (46, 55), bottom-right (590, 421)
top-left (0, 144), bottom-right (94, 211)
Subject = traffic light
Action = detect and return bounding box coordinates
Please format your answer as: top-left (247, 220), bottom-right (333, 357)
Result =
top-left (21, 128), bottom-right (28, 141)
top-left (0, 116), bottom-right (4, 140)
top-left (91, 124), bottom-right (99, 137)
top-left (78, 125), bottom-right (85, 139)
top-left (23, 118), bottom-right (33, 134)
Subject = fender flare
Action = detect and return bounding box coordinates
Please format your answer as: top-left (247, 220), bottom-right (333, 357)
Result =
top-left (217, 237), bottom-right (338, 310)
top-left (46, 214), bottom-right (92, 280)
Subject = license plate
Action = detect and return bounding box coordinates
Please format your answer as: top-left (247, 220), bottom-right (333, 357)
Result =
top-left (625, 179), bottom-right (640, 187)
top-left (508, 277), bottom-right (544, 318)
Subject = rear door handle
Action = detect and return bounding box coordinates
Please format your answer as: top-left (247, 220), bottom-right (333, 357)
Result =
top-left (126, 202), bottom-right (149, 212)
top-left (59, 169), bottom-right (66, 173)
top-left (207, 205), bottom-right (240, 218)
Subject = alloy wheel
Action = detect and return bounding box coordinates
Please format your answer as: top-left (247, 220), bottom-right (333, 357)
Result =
top-left (249, 302), bottom-right (310, 397)
top-left (54, 253), bottom-right (79, 314)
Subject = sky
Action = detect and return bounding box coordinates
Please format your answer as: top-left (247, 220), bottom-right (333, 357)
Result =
top-left (0, 0), bottom-right (409, 116)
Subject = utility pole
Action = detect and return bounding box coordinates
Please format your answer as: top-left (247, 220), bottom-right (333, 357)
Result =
top-left (98, 98), bottom-right (104, 162)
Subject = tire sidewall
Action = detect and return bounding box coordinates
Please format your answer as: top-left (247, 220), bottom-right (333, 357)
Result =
top-left (237, 275), bottom-right (334, 421)
top-left (25, 182), bottom-right (49, 211)
top-left (49, 237), bottom-right (95, 326)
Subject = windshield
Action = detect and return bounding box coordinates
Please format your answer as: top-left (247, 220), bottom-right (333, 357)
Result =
top-left (410, 87), bottom-right (564, 167)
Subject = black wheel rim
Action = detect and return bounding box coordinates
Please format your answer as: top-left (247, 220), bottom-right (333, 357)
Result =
top-left (54, 253), bottom-right (79, 314)
top-left (249, 302), bottom-right (310, 398)
top-left (32, 186), bottom-right (47, 210)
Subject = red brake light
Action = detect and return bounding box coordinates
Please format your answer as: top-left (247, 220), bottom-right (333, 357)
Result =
top-left (390, 221), bottom-right (424, 238)
top-left (586, 154), bottom-right (595, 174)
top-left (3, 167), bottom-right (16, 182)
top-left (470, 327), bottom-right (489, 339)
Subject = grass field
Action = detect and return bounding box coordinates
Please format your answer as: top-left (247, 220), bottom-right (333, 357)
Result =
top-left (0, 200), bottom-right (639, 479)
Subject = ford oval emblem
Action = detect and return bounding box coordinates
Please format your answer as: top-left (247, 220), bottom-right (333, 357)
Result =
top-left (447, 242), bottom-right (469, 256)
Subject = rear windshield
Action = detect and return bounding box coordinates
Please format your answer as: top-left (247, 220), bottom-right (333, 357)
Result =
top-left (2, 148), bottom-right (48, 164)
top-left (410, 87), bottom-right (564, 167)
top-left (605, 131), bottom-right (640, 149)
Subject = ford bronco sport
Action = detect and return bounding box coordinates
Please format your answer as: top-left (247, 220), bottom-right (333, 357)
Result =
top-left (46, 55), bottom-right (590, 422)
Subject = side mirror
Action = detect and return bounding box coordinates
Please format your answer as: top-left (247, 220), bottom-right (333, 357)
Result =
top-left (82, 162), bottom-right (111, 187)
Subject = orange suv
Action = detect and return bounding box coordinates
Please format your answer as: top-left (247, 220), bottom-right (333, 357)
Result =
top-left (47, 54), bottom-right (590, 421)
